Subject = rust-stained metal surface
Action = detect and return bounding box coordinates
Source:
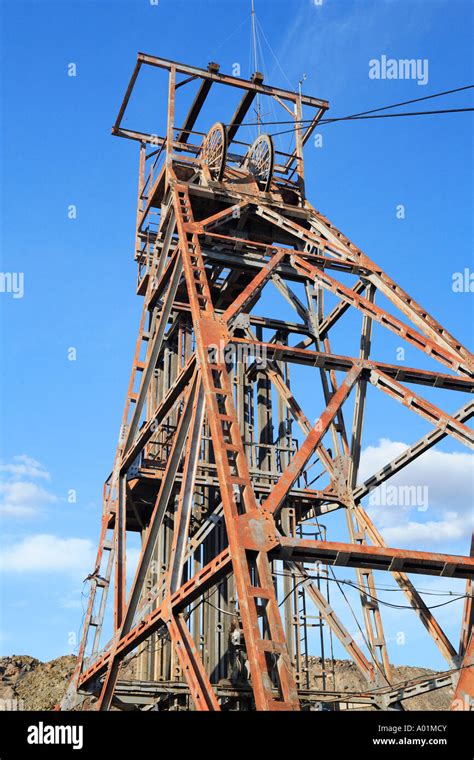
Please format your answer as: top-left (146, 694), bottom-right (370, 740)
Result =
top-left (60, 54), bottom-right (473, 713)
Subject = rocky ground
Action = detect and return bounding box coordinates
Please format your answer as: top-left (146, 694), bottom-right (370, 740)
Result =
top-left (308, 657), bottom-right (452, 710)
top-left (0, 655), bottom-right (76, 711)
top-left (0, 654), bottom-right (452, 710)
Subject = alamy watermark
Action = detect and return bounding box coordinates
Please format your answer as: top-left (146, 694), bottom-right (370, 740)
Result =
top-left (0, 272), bottom-right (24, 299)
top-left (369, 482), bottom-right (429, 512)
top-left (452, 268), bottom-right (474, 293)
top-left (207, 340), bottom-right (268, 369)
top-left (27, 721), bottom-right (83, 750)
top-left (0, 697), bottom-right (24, 710)
top-left (369, 55), bottom-right (429, 86)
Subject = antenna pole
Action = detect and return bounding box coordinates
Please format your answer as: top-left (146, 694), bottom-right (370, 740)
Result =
top-left (251, 0), bottom-right (261, 134)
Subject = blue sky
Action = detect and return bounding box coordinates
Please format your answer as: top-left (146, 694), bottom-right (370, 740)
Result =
top-left (0, 0), bottom-right (472, 676)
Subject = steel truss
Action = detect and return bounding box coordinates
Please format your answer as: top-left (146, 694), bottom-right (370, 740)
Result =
top-left (61, 54), bottom-right (473, 713)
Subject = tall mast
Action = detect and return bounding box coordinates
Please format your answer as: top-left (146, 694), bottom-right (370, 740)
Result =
top-left (251, 0), bottom-right (261, 134)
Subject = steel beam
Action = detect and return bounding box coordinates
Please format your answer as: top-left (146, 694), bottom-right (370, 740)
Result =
top-left (276, 538), bottom-right (474, 579)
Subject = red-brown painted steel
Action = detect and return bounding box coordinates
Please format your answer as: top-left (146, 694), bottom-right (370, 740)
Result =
top-left (62, 53), bottom-right (473, 713)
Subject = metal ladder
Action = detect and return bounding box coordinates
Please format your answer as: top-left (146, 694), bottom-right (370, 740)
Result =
top-left (173, 183), bottom-right (300, 710)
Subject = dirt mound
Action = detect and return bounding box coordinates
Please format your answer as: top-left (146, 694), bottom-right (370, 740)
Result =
top-left (0, 655), bottom-right (75, 711)
top-left (309, 657), bottom-right (452, 710)
top-left (0, 654), bottom-right (453, 710)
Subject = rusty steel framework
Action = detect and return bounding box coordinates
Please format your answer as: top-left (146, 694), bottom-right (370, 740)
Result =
top-left (61, 54), bottom-right (474, 712)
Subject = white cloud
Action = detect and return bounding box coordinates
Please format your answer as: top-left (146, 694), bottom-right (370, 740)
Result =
top-left (58, 590), bottom-right (84, 610)
top-left (0, 455), bottom-right (57, 518)
top-left (0, 534), bottom-right (95, 575)
top-left (0, 481), bottom-right (58, 517)
top-left (0, 535), bottom-right (142, 581)
top-left (382, 512), bottom-right (468, 546)
top-left (359, 439), bottom-right (473, 509)
top-left (357, 438), bottom-right (473, 551)
top-left (0, 455), bottom-right (50, 480)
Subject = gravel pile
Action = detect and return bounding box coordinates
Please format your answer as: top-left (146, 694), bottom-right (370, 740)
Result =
top-left (309, 657), bottom-right (452, 710)
top-left (0, 655), bottom-right (75, 711)
top-left (0, 654), bottom-right (452, 710)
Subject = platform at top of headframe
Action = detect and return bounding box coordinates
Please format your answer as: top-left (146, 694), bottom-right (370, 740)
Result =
top-left (110, 53), bottom-right (329, 207)
top-left (112, 53), bottom-right (329, 143)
